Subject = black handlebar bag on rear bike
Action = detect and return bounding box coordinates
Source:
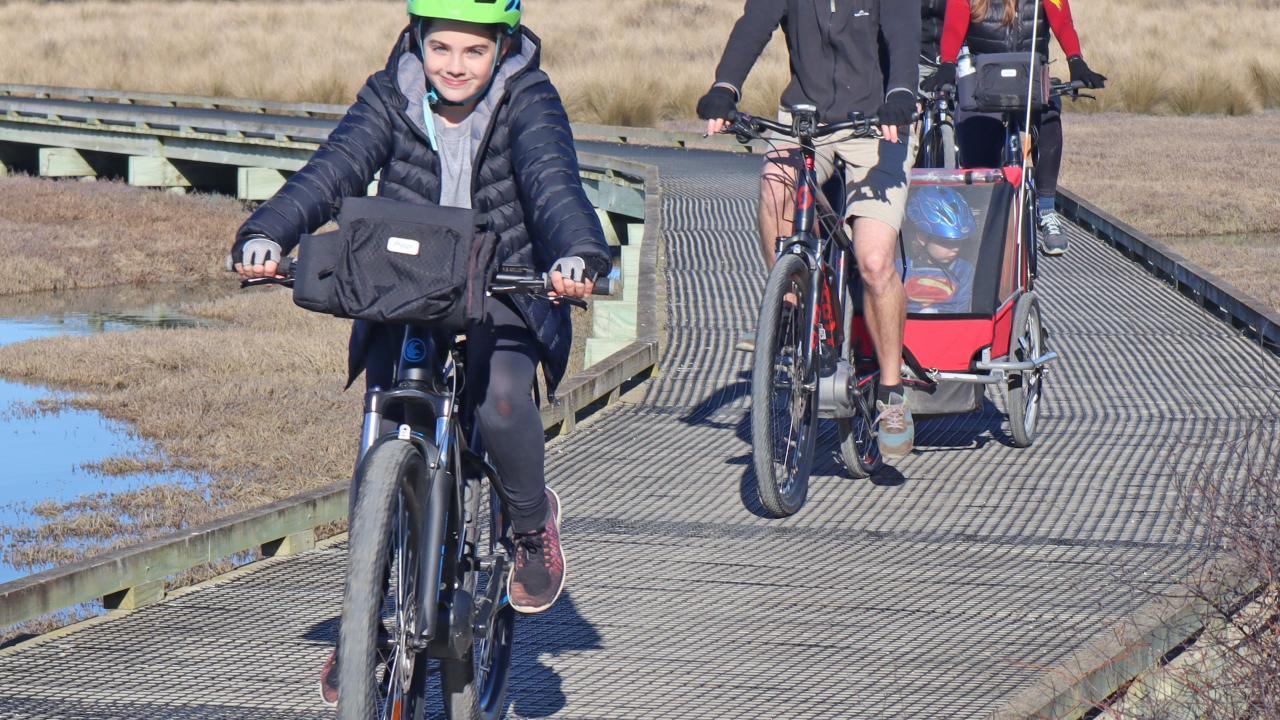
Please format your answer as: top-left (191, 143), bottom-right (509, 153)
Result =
top-left (959, 52), bottom-right (1050, 113)
top-left (291, 196), bottom-right (497, 333)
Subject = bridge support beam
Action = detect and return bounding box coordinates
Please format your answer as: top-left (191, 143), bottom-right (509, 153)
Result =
top-left (237, 167), bottom-right (289, 201)
top-left (260, 529), bottom-right (316, 558)
top-left (39, 147), bottom-right (96, 179)
top-left (102, 580), bottom-right (165, 612)
top-left (128, 156), bottom-right (194, 192)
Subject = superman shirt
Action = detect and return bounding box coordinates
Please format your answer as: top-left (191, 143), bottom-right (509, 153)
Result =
top-left (904, 256), bottom-right (976, 314)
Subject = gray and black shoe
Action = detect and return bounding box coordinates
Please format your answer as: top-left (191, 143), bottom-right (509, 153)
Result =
top-left (1039, 211), bottom-right (1068, 256)
top-left (875, 391), bottom-right (914, 459)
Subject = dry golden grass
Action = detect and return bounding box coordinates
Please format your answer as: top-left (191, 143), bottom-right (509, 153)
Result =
top-left (0, 176), bottom-right (244, 294)
top-left (1055, 0), bottom-right (1280, 115)
top-left (0, 0), bottom-right (1276, 121)
top-left (1060, 112), bottom-right (1280, 238)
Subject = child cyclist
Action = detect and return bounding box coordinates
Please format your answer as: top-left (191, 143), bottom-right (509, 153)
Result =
top-left (230, 0), bottom-right (611, 704)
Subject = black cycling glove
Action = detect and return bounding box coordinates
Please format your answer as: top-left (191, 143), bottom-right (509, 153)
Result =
top-left (921, 62), bottom-right (957, 94)
top-left (1068, 56), bottom-right (1107, 89)
top-left (696, 86), bottom-right (738, 121)
top-left (876, 92), bottom-right (917, 129)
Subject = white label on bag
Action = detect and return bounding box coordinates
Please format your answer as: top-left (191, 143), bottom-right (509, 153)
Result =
top-left (1001, 68), bottom-right (1018, 78)
top-left (387, 236), bottom-right (420, 255)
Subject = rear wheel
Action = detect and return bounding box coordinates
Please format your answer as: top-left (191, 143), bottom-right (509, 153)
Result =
top-left (837, 371), bottom-right (883, 478)
top-left (751, 253), bottom-right (819, 518)
top-left (1007, 292), bottom-right (1045, 447)
top-left (337, 440), bottom-right (432, 720)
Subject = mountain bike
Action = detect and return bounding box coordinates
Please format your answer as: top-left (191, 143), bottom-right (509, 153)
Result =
top-left (723, 107), bottom-right (933, 518)
top-left (242, 262), bottom-right (608, 719)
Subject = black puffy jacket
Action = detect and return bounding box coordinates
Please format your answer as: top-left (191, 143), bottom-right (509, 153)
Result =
top-left (967, 0), bottom-right (1050, 57)
top-left (235, 27), bottom-right (610, 392)
top-left (920, 0), bottom-right (948, 64)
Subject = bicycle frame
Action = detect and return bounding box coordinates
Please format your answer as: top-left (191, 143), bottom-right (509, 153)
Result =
top-left (771, 112), bottom-right (862, 418)
top-left (356, 325), bottom-right (506, 656)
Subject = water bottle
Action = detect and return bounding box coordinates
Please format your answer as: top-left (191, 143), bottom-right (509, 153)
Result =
top-left (957, 45), bottom-right (975, 78)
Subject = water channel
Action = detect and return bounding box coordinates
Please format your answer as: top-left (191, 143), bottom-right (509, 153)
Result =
top-left (0, 282), bottom-right (234, 584)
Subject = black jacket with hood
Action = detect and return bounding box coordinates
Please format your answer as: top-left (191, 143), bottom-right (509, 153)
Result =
top-left (712, 0), bottom-right (922, 123)
top-left (235, 27), bottom-right (610, 393)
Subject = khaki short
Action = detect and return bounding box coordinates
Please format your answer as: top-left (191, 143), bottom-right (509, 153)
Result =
top-left (767, 108), bottom-right (918, 231)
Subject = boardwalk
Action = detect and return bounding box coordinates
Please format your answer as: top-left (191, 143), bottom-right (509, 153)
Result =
top-left (0, 144), bottom-right (1276, 719)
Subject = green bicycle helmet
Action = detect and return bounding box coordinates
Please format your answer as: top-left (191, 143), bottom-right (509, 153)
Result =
top-left (407, 0), bottom-right (522, 33)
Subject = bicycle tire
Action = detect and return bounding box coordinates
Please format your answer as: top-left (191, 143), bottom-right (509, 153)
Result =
top-left (837, 372), bottom-right (882, 478)
top-left (337, 439), bottom-right (432, 720)
top-left (440, 486), bottom-right (515, 720)
top-left (1007, 291), bottom-right (1044, 448)
top-left (751, 253), bottom-right (819, 518)
top-left (940, 122), bottom-right (957, 169)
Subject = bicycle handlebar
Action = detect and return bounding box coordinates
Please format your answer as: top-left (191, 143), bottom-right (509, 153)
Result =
top-left (232, 256), bottom-right (614, 307)
top-left (721, 110), bottom-right (885, 144)
top-left (491, 267), bottom-right (617, 299)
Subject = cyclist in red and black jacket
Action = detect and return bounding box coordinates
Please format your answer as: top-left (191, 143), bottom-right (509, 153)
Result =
top-left (922, 0), bottom-right (1106, 255)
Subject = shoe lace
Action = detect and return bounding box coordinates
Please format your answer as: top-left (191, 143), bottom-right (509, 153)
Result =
top-left (1040, 211), bottom-right (1063, 235)
top-left (876, 401), bottom-right (908, 434)
top-left (514, 530), bottom-right (548, 566)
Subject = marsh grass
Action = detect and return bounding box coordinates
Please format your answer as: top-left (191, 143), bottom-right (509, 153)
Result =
top-left (0, 0), bottom-right (1274, 121)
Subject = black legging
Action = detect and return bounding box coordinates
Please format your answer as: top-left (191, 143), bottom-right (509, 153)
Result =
top-left (361, 298), bottom-right (550, 535)
top-left (956, 95), bottom-right (1063, 200)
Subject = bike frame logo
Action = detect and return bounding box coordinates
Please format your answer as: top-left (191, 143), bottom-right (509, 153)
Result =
top-left (403, 338), bottom-right (427, 363)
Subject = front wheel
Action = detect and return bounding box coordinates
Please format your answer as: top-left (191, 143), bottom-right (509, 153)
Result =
top-left (751, 253), bottom-right (818, 518)
top-left (337, 439), bottom-right (432, 720)
top-left (1006, 292), bottom-right (1045, 447)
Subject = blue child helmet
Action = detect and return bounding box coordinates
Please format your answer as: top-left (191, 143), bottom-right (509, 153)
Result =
top-left (906, 186), bottom-right (976, 245)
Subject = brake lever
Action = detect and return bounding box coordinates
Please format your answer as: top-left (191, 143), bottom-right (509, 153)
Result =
top-left (548, 294), bottom-right (588, 310)
top-left (239, 276), bottom-right (292, 289)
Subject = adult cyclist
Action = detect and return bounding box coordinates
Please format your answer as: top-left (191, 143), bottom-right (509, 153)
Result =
top-left (696, 0), bottom-right (923, 460)
top-left (230, 0), bottom-right (611, 704)
top-left (922, 0), bottom-right (1106, 255)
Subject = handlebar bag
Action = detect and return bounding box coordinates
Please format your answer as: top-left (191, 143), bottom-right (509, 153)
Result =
top-left (293, 196), bottom-right (496, 332)
top-left (967, 52), bottom-right (1049, 113)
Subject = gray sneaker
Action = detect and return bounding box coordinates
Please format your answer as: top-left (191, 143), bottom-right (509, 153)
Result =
top-left (1039, 211), bottom-right (1068, 256)
top-left (875, 392), bottom-right (914, 459)
top-left (735, 331), bottom-right (756, 353)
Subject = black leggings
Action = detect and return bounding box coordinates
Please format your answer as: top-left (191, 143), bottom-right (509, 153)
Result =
top-left (362, 298), bottom-right (550, 535)
top-left (956, 96), bottom-right (1062, 199)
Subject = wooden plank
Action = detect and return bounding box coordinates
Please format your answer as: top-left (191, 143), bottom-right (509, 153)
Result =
top-left (237, 167), bottom-right (288, 200)
top-left (38, 146), bottom-right (94, 177)
top-left (0, 483), bottom-right (347, 628)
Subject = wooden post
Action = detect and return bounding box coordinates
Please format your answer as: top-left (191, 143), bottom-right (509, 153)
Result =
top-left (102, 580), bottom-right (165, 611)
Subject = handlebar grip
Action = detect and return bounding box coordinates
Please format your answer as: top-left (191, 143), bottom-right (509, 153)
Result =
top-left (592, 274), bottom-right (619, 297)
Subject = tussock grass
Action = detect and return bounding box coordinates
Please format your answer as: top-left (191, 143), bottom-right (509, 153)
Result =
top-left (0, 176), bottom-right (244, 295)
top-left (0, 0), bottom-right (1275, 121)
